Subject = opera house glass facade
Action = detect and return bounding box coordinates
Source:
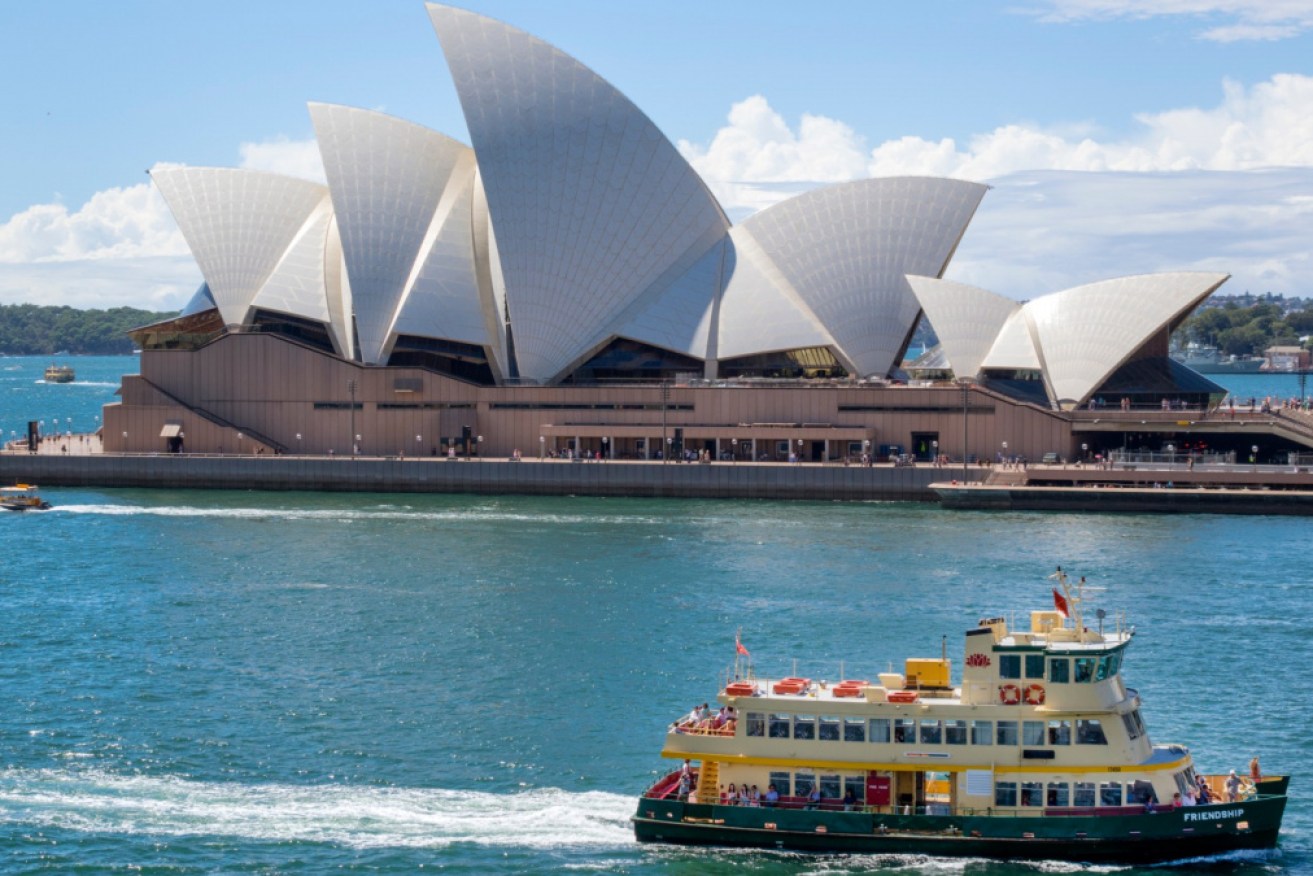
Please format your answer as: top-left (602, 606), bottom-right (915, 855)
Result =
top-left (110, 4), bottom-right (1231, 464)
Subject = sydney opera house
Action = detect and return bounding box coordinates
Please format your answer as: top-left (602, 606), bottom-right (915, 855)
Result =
top-left (105, 4), bottom-right (1274, 465)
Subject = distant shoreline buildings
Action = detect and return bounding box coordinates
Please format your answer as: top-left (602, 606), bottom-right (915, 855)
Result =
top-left (104, 4), bottom-right (1313, 467)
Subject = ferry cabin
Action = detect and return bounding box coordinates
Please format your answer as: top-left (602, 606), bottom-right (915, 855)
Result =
top-left (661, 611), bottom-right (1216, 816)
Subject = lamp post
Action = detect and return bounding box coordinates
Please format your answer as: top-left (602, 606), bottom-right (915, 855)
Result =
top-left (796, 437), bottom-right (804, 464)
top-left (666, 436), bottom-right (673, 462)
top-left (355, 433), bottom-right (362, 458)
top-left (178, 431), bottom-right (185, 454)
top-left (1252, 444), bottom-right (1259, 472)
top-left (121, 430), bottom-right (128, 453)
top-left (731, 437), bottom-right (738, 464)
top-left (296, 433), bottom-right (302, 455)
top-left (416, 434), bottom-right (422, 458)
top-left (237, 432), bottom-right (244, 455)
top-left (601, 435), bottom-right (609, 461)
top-left (477, 434), bottom-right (483, 461)
top-left (1081, 442), bottom-right (1088, 464)
top-left (346, 378), bottom-right (357, 459)
top-left (1166, 443), bottom-right (1175, 466)
top-left (931, 439), bottom-right (939, 467)
top-left (539, 434), bottom-right (545, 460)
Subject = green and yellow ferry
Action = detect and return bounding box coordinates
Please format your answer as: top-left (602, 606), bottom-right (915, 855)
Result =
top-left (633, 569), bottom-right (1289, 863)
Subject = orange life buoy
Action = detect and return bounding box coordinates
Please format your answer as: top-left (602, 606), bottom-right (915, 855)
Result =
top-left (1024, 683), bottom-right (1046, 705)
top-left (725, 682), bottom-right (756, 697)
top-left (999, 683), bottom-right (1022, 705)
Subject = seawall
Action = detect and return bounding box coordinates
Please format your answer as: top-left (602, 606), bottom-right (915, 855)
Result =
top-left (0, 454), bottom-right (957, 501)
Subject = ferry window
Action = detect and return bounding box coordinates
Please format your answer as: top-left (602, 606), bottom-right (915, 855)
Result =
top-left (999, 654), bottom-right (1021, 679)
top-left (995, 781), bottom-right (1018, 807)
top-left (1076, 719), bottom-right (1107, 744)
top-left (1174, 770), bottom-right (1198, 796)
top-left (971, 720), bottom-right (993, 745)
top-left (746, 713), bottom-right (765, 737)
top-left (1074, 657), bottom-right (1096, 683)
top-left (769, 771), bottom-right (791, 797)
top-left (919, 719), bottom-right (942, 744)
top-left (1074, 781), bottom-right (1096, 807)
top-left (1025, 654), bottom-right (1045, 678)
top-left (818, 716), bottom-right (840, 741)
top-left (1127, 781), bottom-right (1157, 805)
top-left (1022, 721), bottom-right (1045, 746)
top-left (820, 775), bottom-right (842, 799)
top-left (869, 718), bottom-right (891, 743)
top-left (1106, 651), bottom-right (1122, 676)
top-left (945, 719), bottom-right (967, 745)
top-left (793, 715), bottom-right (816, 740)
top-left (1049, 658), bottom-right (1069, 684)
top-left (1099, 782), bottom-right (1123, 806)
top-left (1020, 782), bottom-right (1043, 806)
top-left (893, 718), bottom-right (916, 743)
top-left (1047, 720), bottom-right (1071, 745)
top-left (843, 717), bottom-right (866, 742)
top-left (769, 714), bottom-right (791, 738)
top-left (1095, 655), bottom-right (1113, 681)
top-left (1121, 709), bottom-right (1146, 741)
top-left (844, 775), bottom-right (864, 804)
top-left (996, 721), bottom-right (1018, 745)
top-left (1047, 782), bottom-right (1070, 807)
top-left (795, 773), bottom-right (816, 796)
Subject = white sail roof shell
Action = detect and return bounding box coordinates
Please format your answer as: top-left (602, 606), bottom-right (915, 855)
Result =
top-left (717, 227), bottom-right (836, 361)
top-left (1026, 272), bottom-right (1229, 406)
top-left (907, 276), bottom-right (1020, 379)
top-left (428, 3), bottom-right (730, 383)
top-left (250, 196), bottom-right (335, 325)
top-left (735, 177), bottom-right (987, 377)
top-left (981, 309), bottom-right (1042, 371)
top-left (310, 103), bottom-right (474, 365)
top-left (151, 167), bottom-right (328, 327)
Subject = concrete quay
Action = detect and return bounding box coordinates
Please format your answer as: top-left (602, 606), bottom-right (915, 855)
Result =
top-left (0, 452), bottom-right (960, 502)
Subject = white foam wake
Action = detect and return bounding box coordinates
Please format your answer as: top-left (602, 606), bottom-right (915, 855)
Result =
top-left (0, 768), bottom-right (636, 850)
top-left (53, 504), bottom-right (667, 526)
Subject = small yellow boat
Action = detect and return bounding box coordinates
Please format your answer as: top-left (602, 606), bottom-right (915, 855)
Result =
top-left (1, 484), bottom-right (52, 511)
top-left (44, 364), bottom-right (75, 383)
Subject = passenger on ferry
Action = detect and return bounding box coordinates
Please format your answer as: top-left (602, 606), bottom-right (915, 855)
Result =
top-left (1182, 786), bottom-right (1197, 806)
top-left (1197, 775), bottom-right (1213, 804)
top-left (726, 783), bottom-right (738, 805)
top-left (842, 788), bottom-right (858, 811)
top-left (718, 785), bottom-right (728, 805)
top-left (763, 784), bottom-right (779, 807)
top-left (1172, 793), bottom-right (1182, 808)
top-left (748, 785), bottom-right (761, 807)
top-left (1226, 770), bottom-right (1242, 802)
top-left (1250, 755), bottom-right (1262, 783)
top-left (805, 785), bottom-right (822, 810)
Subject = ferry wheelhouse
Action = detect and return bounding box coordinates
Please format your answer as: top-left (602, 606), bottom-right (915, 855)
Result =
top-left (633, 569), bottom-right (1289, 862)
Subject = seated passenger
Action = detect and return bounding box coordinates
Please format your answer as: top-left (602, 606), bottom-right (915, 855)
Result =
top-left (748, 785), bottom-right (761, 807)
top-left (805, 786), bottom-right (822, 809)
top-left (726, 783), bottom-right (738, 805)
top-left (842, 788), bottom-right (858, 811)
top-left (763, 784), bottom-right (779, 807)
top-left (1197, 776), bottom-right (1212, 804)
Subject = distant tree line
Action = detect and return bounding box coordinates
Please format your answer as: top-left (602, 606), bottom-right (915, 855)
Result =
top-left (1173, 300), bottom-right (1313, 357)
top-left (0, 304), bottom-right (177, 355)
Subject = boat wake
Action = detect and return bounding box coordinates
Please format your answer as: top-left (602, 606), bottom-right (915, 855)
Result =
top-left (0, 768), bottom-right (636, 850)
top-left (52, 504), bottom-right (671, 526)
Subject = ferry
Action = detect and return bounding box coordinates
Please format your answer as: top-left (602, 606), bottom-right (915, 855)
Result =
top-left (43, 364), bottom-right (75, 383)
top-left (633, 569), bottom-right (1288, 863)
top-left (1, 484), bottom-right (52, 511)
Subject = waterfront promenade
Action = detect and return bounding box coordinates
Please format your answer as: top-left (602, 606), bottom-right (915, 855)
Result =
top-left (0, 437), bottom-right (958, 501)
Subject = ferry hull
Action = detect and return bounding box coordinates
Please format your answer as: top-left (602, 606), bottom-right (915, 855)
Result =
top-left (632, 797), bottom-right (1285, 864)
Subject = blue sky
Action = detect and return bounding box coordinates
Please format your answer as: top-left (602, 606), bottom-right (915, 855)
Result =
top-left (2, 0), bottom-right (1312, 310)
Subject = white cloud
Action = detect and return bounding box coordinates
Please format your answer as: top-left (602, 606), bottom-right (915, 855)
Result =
top-left (238, 137), bottom-right (326, 184)
top-left (678, 76), bottom-right (1313, 300)
top-left (1028, 0), bottom-right (1313, 41)
top-left (0, 136), bottom-right (326, 309)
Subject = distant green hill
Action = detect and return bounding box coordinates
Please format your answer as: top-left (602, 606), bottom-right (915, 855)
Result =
top-left (0, 304), bottom-right (177, 355)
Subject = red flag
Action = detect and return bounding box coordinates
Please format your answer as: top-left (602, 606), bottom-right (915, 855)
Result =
top-left (1052, 588), bottom-right (1069, 618)
top-left (735, 633), bottom-right (750, 657)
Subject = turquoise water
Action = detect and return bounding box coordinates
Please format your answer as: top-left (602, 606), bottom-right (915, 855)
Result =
top-left (0, 356), bottom-right (1309, 874)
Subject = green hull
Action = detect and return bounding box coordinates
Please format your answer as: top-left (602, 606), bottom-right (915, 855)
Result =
top-left (632, 796), bottom-right (1286, 863)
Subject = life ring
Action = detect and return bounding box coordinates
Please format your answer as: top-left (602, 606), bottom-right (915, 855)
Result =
top-left (1024, 684), bottom-right (1046, 705)
top-left (999, 683), bottom-right (1022, 705)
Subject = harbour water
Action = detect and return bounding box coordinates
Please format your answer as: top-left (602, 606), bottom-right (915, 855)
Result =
top-left (1, 356), bottom-right (1310, 873)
